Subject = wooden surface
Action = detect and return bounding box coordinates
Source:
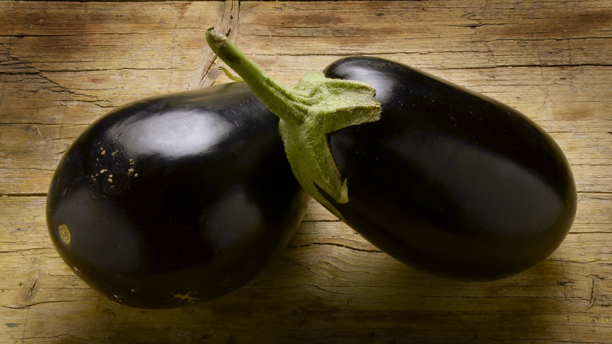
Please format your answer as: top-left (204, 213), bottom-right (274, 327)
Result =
top-left (1, 0), bottom-right (612, 343)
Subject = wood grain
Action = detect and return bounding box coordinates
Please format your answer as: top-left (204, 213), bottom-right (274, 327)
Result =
top-left (2, 1), bottom-right (612, 343)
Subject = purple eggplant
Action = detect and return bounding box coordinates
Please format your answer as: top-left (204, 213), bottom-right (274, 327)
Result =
top-left (47, 82), bottom-right (309, 308)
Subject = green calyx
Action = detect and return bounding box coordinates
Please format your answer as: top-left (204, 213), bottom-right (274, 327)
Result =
top-left (205, 28), bottom-right (381, 219)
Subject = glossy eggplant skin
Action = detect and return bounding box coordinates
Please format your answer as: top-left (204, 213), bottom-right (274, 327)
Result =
top-left (46, 82), bottom-right (309, 308)
top-left (324, 57), bottom-right (577, 281)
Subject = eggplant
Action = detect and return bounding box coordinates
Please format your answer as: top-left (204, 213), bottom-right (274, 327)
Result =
top-left (46, 82), bottom-right (309, 308)
top-left (323, 57), bottom-right (577, 280)
top-left (206, 29), bottom-right (577, 281)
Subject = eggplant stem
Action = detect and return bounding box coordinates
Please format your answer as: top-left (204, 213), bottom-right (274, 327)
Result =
top-left (205, 27), bottom-right (381, 219)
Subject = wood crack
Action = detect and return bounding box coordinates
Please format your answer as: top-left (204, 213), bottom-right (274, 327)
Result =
top-left (0, 248), bottom-right (54, 254)
top-left (442, 63), bottom-right (612, 70)
top-left (0, 193), bottom-right (47, 197)
top-left (191, 0), bottom-right (241, 89)
top-left (586, 277), bottom-right (596, 310)
top-left (2, 300), bottom-right (82, 310)
top-left (302, 219), bottom-right (342, 223)
top-left (286, 242), bottom-right (382, 254)
top-left (0, 67), bottom-right (178, 74)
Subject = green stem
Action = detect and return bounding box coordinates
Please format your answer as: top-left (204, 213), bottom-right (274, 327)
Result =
top-left (206, 28), bottom-right (306, 125)
top-left (205, 28), bottom-right (381, 219)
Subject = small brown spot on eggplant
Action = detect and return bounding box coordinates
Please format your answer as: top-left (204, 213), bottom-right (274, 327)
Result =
top-left (58, 223), bottom-right (71, 245)
top-left (169, 292), bottom-right (200, 304)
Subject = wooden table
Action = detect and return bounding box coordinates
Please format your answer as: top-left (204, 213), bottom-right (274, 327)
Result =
top-left (1, 1), bottom-right (611, 343)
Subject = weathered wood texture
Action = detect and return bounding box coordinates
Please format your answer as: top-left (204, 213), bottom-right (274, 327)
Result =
top-left (1, 0), bottom-right (611, 343)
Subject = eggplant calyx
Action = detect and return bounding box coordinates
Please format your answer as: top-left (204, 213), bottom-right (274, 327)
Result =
top-left (205, 28), bottom-right (381, 218)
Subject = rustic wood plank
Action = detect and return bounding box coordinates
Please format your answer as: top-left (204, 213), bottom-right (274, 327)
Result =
top-left (2, 1), bottom-right (612, 343)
